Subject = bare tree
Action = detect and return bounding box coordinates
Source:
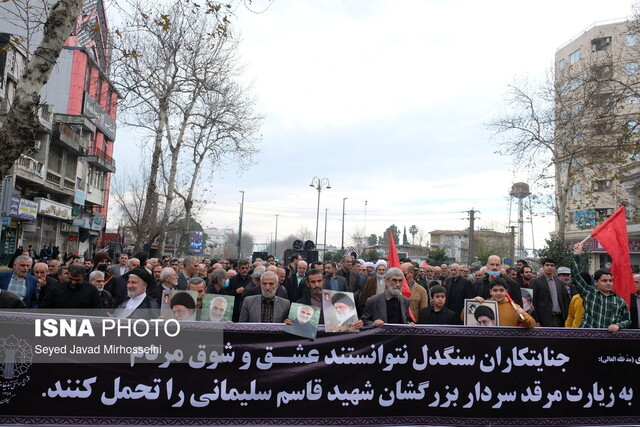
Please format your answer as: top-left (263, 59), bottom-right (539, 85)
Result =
top-left (350, 226), bottom-right (367, 256)
top-left (114, 0), bottom-right (259, 255)
top-left (224, 231), bottom-right (254, 259)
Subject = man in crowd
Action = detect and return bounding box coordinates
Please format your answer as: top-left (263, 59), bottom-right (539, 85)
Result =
top-left (359, 261), bottom-right (387, 309)
top-left (114, 267), bottom-right (160, 319)
top-left (284, 259), bottom-right (307, 301)
top-left (531, 257), bottom-right (570, 327)
top-left (361, 267), bottom-right (411, 326)
top-left (323, 261), bottom-right (348, 292)
top-left (400, 262), bottom-right (429, 320)
top-left (444, 263), bottom-right (473, 319)
top-left (34, 261), bottom-right (58, 306)
top-left (239, 271), bottom-right (290, 323)
top-left (336, 255), bottom-right (360, 295)
top-left (474, 255), bottom-right (523, 308)
top-left (39, 264), bottom-right (101, 309)
top-left (571, 242), bottom-right (630, 331)
top-left (518, 265), bottom-right (535, 288)
top-left (630, 274), bottom-right (640, 329)
top-left (557, 266), bottom-right (578, 298)
top-left (89, 270), bottom-right (113, 310)
top-left (188, 277), bottom-right (207, 320)
top-left (0, 255), bottom-right (38, 308)
top-left (178, 256), bottom-right (198, 290)
top-left (110, 253), bottom-right (129, 278)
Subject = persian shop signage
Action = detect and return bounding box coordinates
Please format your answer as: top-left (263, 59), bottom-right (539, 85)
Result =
top-left (9, 197), bottom-right (38, 221)
top-left (35, 198), bottom-right (72, 220)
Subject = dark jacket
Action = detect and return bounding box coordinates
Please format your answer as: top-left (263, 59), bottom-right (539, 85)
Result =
top-left (0, 271), bottom-right (38, 308)
top-left (39, 281), bottom-right (101, 309)
top-left (531, 275), bottom-right (571, 326)
top-left (444, 276), bottom-right (474, 317)
top-left (630, 293), bottom-right (640, 329)
top-left (474, 275), bottom-right (523, 308)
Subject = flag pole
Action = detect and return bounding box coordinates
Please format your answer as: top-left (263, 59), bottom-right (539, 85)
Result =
top-left (578, 234), bottom-right (591, 245)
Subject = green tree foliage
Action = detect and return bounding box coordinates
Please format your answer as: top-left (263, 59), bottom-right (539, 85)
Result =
top-left (537, 237), bottom-right (590, 272)
top-left (409, 225), bottom-right (418, 244)
top-left (367, 234), bottom-right (378, 246)
top-left (322, 251), bottom-right (343, 263)
top-left (361, 249), bottom-right (383, 262)
top-left (427, 248), bottom-right (448, 266)
top-left (381, 225), bottom-right (400, 245)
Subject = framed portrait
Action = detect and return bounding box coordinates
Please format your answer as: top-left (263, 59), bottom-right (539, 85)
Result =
top-left (521, 288), bottom-right (534, 314)
top-left (322, 290), bottom-right (359, 333)
top-left (160, 290), bottom-right (198, 321)
top-left (464, 299), bottom-right (499, 326)
top-left (200, 294), bottom-right (235, 322)
top-left (284, 303), bottom-right (321, 339)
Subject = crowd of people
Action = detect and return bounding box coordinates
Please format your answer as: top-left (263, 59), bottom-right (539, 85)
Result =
top-left (0, 243), bottom-right (637, 332)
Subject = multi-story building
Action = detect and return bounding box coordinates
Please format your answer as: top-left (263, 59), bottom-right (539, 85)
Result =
top-left (555, 19), bottom-right (640, 269)
top-left (0, 0), bottom-right (118, 263)
top-left (430, 229), bottom-right (513, 265)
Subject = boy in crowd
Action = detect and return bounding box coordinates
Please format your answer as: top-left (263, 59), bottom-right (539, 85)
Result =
top-left (417, 285), bottom-right (458, 325)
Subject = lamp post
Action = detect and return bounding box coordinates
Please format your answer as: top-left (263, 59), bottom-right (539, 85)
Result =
top-left (323, 208), bottom-right (328, 256)
top-left (341, 197), bottom-right (348, 253)
top-left (309, 177), bottom-right (331, 245)
top-left (237, 190), bottom-right (244, 259)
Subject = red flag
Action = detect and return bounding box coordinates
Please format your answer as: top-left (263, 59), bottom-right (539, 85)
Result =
top-left (388, 231), bottom-right (415, 321)
top-left (591, 206), bottom-right (634, 306)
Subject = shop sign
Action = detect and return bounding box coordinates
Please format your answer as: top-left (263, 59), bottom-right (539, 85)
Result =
top-left (35, 198), bottom-right (72, 220)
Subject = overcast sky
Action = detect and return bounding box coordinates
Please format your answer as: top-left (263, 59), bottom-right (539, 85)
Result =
top-left (111, 0), bottom-right (633, 254)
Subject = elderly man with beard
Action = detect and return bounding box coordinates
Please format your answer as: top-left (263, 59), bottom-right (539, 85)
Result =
top-left (209, 296), bottom-right (229, 322)
top-left (114, 267), bottom-right (160, 319)
top-left (359, 261), bottom-right (388, 309)
top-left (331, 293), bottom-right (363, 331)
top-left (34, 262), bottom-right (59, 306)
top-left (147, 267), bottom-right (179, 304)
top-left (361, 267), bottom-right (411, 327)
top-left (89, 270), bottom-right (113, 310)
top-left (239, 271), bottom-right (290, 323)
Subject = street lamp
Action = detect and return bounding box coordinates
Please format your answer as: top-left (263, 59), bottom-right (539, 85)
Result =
top-left (341, 197), bottom-right (348, 253)
top-left (309, 177), bottom-right (331, 245)
top-left (237, 190), bottom-right (244, 259)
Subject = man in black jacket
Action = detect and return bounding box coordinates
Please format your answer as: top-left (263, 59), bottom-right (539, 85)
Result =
top-left (631, 274), bottom-right (640, 329)
top-left (444, 263), bottom-right (473, 319)
top-left (39, 264), bottom-right (101, 310)
top-left (531, 258), bottom-right (570, 327)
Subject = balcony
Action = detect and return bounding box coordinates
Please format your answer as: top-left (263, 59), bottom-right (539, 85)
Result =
top-left (15, 154), bottom-right (46, 182)
top-left (38, 104), bottom-right (53, 131)
top-left (86, 146), bottom-right (116, 173)
top-left (51, 123), bottom-right (89, 155)
top-left (45, 170), bottom-right (75, 196)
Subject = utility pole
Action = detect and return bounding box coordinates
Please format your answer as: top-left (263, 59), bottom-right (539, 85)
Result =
top-left (274, 214), bottom-right (279, 260)
top-left (467, 208), bottom-right (477, 266)
top-left (509, 225), bottom-right (517, 264)
top-left (237, 191), bottom-right (244, 259)
top-left (341, 197), bottom-right (348, 254)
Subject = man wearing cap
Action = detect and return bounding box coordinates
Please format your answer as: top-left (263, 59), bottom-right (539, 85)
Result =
top-left (359, 261), bottom-right (387, 309)
top-left (170, 292), bottom-right (196, 321)
top-left (531, 258), bottom-right (570, 327)
top-left (556, 266), bottom-right (578, 298)
top-left (114, 267), bottom-right (160, 319)
top-left (239, 271), bottom-right (290, 323)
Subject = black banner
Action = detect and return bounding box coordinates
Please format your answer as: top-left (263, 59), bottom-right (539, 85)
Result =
top-left (1, 312), bottom-right (640, 425)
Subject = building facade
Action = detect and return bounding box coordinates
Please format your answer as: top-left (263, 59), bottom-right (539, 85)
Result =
top-left (0, 0), bottom-right (118, 263)
top-left (430, 229), bottom-right (513, 265)
top-left (555, 20), bottom-right (640, 269)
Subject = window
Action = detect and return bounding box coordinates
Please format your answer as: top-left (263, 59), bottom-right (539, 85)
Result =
top-left (591, 37), bottom-right (612, 51)
top-left (595, 180), bottom-right (612, 191)
top-left (627, 92), bottom-right (639, 104)
top-left (627, 34), bottom-right (638, 47)
top-left (65, 153), bottom-right (77, 179)
top-left (48, 145), bottom-right (63, 174)
top-left (570, 103), bottom-right (581, 116)
top-left (592, 64), bottom-right (612, 79)
top-left (570, 77), bottom-right (581, 90)
top-left (571, 183), bottom-right (580, 197)
top-left (627, 62), bottom-right (639, 75)
top-left (558, 58), bottom-right (566, 71)
top-left (569, 49), bottom-right (581, 65)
